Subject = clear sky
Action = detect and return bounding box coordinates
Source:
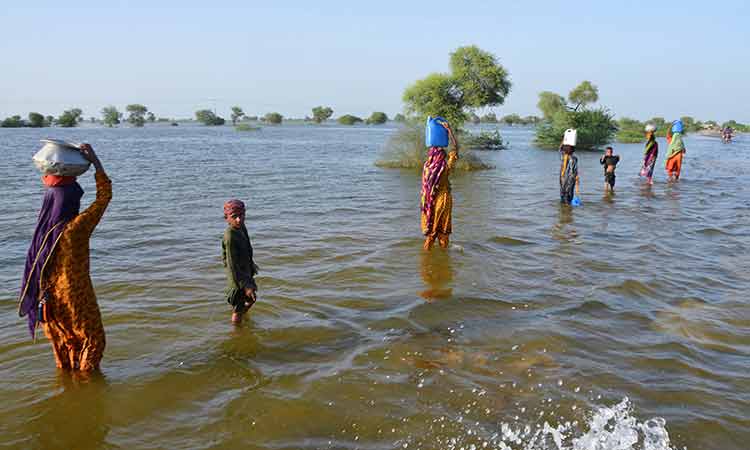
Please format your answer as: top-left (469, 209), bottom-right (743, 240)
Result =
top-left (1, 1), bottom-right (748, 122)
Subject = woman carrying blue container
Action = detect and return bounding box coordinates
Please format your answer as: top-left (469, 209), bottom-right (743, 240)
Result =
top-left (421, 117), bottom-right (460, 250)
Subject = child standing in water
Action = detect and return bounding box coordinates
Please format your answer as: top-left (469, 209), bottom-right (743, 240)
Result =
top-left (222, 199), bottom-right (258, 324)
top-left (599, 146), bottom-right (620, 193)
top-left (559, 144), bottom-right (580, 204)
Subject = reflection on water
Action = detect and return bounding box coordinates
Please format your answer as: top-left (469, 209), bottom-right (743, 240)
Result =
top-left (419, 249), bottom-right (454, 301)
top-left (0, 126), bottom-right (748, 449)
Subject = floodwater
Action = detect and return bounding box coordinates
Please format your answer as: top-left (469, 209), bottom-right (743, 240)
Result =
top-left (0, 124), bottom-right (748, 450)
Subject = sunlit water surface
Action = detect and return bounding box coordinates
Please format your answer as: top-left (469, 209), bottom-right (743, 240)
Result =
top-left (1, 124), bottom-right (748, 449)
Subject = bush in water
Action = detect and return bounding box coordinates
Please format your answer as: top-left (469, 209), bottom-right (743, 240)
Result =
top-left (263, 112), bottom-right (283, 125)
top-left (338, 114), bottom-right (363, 125)
top-left (196, 109), bottom-right (226, 126)
top-left (376, 125), bottom-right (493, 171)
top-left (366, 111), bottom-right (388, 125)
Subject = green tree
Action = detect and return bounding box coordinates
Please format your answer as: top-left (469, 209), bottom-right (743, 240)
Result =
top-left (338, 114), bottom-right (363, 125)
top-left (403, 45), bottom-right (511, 130)
top-left (568, 80), bottom-right (599, 111)
top-left (231, 106), bottom-right (245, 125)
top-left (522, 115), bottom-right (541, 125)
top-left (101, 106), bottom-right (122, 127)
top-left (1, 115), bottom-right (25, 127)
top-left (311, 106), bottom-right (334, 124)
top-left (28, 112), bottom-right (45, 128)
top-left (126, 104), bottom-right (148, 127)
top-left (195, 109), bottom-right (226, 125)
top-left (502, 113), bottom-right (522, 126)
top-left (393, 113), bottom-right (406, 123)
top-left (537, 91), bottom-right (566, 119)
top-left (366, 111), bottom-right (388, 125)
top-left (616, 117), bottom-right (645, 143)
top-left (535, 81), bottom-right (615, 149)
top-left (147, 112), bottom-right (156, 122)
top-left (481, 112), bottom-right (498, 123)
top-left (263, 112), bottom-right (283, 124)
top-left (57, 108), bottom-right (82, 127)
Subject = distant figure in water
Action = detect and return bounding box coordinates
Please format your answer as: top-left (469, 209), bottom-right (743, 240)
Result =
top-left (559, 144), bottom-right (580, 204)
top-left (18, 144), bottom-right (112, 372)
top-left (222, 199), bottom-right (259, 324)
top-left (665, 120), bottom-right (686, 181)
top-left (421, 123), bottom-right (460, 250)
top-left (640, 124), bottom-right (659, 184)
top-left (599, 146), bottom-right (620, 193)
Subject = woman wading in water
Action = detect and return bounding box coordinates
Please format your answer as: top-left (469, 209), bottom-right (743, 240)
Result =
top-left (665, 120), bottom-right (686, 181)
top-left (18, 144), bottom-right (112, 372)
top-left (421, 123), bottom-right (460, 250)
top-left (640, 124), bottom-right (659, 184)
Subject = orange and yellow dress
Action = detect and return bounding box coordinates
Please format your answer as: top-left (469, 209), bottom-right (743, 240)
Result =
top-left (421, 150), bottom-right (458, 244)
top-left (41, 172), bottom-right (112, 371)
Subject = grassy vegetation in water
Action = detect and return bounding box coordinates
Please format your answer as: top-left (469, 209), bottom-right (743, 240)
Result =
top-left (235, 123), bottom-right (261, 131)
top-left (375, 125), bottom-right (494, 171)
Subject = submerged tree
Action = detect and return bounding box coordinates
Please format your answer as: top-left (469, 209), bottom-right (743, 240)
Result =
top-left (101, 106), bottom-right (122, 127)
top-left (263, 112), bottom-right (283, 124)
top-left (338, 114), bottom-right (363, 125)
top-left (312, 106), bottom-right (334, 124)
top-left (57, 108), bottom-right (83, 127)
top-left (231, 106), bottom-right (245, 125)
top-left (1, 115), bottom-right (25, 127)
top-left (402, 45), bottom-right (511, 130)
top-left (28, 112), bottom-right (45, 128)
top-left (534, 81), bottom-right (616, 149)
top-left (196, 109), bottom-right (226, 125)
top-left (366, 111), bottom-right (388, 125)
top-left (126, 104), bottom-right (148, 127)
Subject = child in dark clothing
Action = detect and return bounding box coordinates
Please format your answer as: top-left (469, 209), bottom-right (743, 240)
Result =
top-left (222, 199), bottom-right (259, 324)
top-left (600, 147), bottom-right (620, 193)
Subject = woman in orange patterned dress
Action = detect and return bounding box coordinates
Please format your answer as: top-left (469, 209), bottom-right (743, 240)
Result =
top-left (18, 144), bottom-right (112, 372)
top-left (420, 124), bottom-right (460, 250)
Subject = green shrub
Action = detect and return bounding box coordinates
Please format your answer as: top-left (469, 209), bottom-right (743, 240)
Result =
top-left (463, 130), bottom-right (507, 150)
top-left (366, 111), bottom-right (388, 124)
top-left (338, 114), bottom-right (363, 125)
top-left (235, 123), bottom-right (261, 131)
top-left (263, 112), bottom-right (283, 124)
top-left (616, 117), bottom-right (645, 143)
top-left (535, 108), bottom-right (617, 150)
top-left (375, 125), bottom-right (493, 170)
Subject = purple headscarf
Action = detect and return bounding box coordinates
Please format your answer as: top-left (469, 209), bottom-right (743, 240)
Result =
top-left (18, 182), bottom-right (84, 337)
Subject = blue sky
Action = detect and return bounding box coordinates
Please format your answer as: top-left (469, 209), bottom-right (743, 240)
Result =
top-left (1, 1), bottom-right (748, 122)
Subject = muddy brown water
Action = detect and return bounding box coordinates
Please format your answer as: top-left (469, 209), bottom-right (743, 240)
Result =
top-left (1, 124), bottom-right (748, 449)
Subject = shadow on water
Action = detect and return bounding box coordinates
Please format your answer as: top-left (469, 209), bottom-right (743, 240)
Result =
top-left (26, 371), bottom-right (110, 450)
top-left (419, 249), bottom-right (454, 302)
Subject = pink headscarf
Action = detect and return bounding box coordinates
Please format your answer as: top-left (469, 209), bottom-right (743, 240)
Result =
top-left (223, 199), bottom-right (245, 218)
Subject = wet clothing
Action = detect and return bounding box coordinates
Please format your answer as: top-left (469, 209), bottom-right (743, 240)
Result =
top-left (600, 155), bottom-right (620, 187)
top-left (559, 152), bottom-right (579, 204)
top-left (33, 172), bottom-right (111, 371)
top-left (421, 149), bottom-right (459, 238)
top-left (666, 132), bottom-right (686, 178)
top-left (222, 225), bottom-right (258, 313)
top-left (640, 137), bottom-right (659, 179)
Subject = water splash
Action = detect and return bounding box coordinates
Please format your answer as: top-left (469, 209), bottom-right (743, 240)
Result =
top-left (405, 398), bottom-right (677, 450)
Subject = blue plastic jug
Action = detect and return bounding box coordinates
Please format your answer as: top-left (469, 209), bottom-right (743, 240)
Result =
top-left (671, 120), bottom-right (684, 134)
top-left (425, 116), bottom-right (450, 147)
top-left (571, 195), bottom-right (582, 207)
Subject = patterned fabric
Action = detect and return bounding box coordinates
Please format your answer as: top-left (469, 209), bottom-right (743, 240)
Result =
top-left (40, 172), bottom-right (112, 371)
top-left (18, 181), bottom-right (84, 337)
top-left (224, 199), bottom-right (245, 218)
top-left (560, 152), bottom-right (579, 204)
top-left (421, 147), bottom-right (448, 233)
top-left (421, 150), bottom-right (458, 237)
top-left (666, 132), bottom-right (685, 159)
top-left (666, 151), bottom-right (684, 178)
top-left (640, 137), bottom-right (659, 178)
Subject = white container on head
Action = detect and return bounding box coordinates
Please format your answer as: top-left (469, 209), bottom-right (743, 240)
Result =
top-left (563, 129), bottom-right (577, 147)
top-left (33, 139), bottom-right (91, 177)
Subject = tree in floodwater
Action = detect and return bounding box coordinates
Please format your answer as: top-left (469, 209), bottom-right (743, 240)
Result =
top-left (366, 111), bottom-right (388, 125)
top-left (196, 109), bottom-right (226, 125)
top-left (147, 112), bottom-right (156, 122)
top-left (338, 114), bottom-right (363, 125)
top-left (45, 115), bottom-right (55, 127)
top-left (1, 115), bottom-right (25, 127)
top-left (534, 81), bottom-right (617, 149)
top-left (231, 106), bottom-right (245, 125)
top-left (312, 106), bottom-right (334, 124)
top-left (126, 104), bottom-right (148, 127)
top-left (393, 113), bottom-right (406, 123)
top-left (101, 106), bottom-right (122, 127)
top-left (57, 108), bottom-right (83, 127)
top-left (28, 112), bottom-right (45, 128)
top-left (403, 45), bottom-right (511, 130)
top-left (263, 112), bottom-right (283, 124)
